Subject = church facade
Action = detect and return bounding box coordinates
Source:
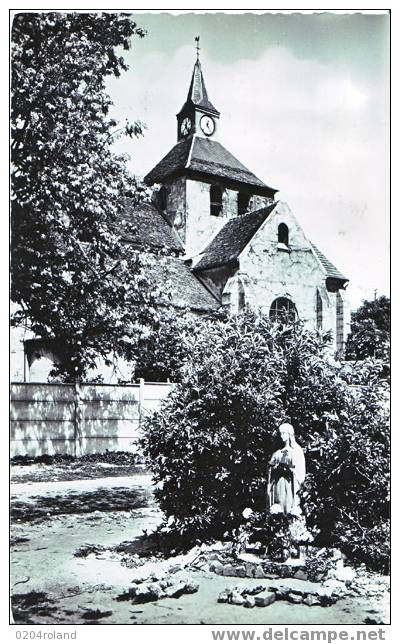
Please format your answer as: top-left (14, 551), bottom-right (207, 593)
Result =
top-left (143, 57), bottom-right (351, 355)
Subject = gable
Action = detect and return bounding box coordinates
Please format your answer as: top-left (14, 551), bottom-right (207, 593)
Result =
top-left (244, 201), bottom-right (310, 251)
top-left (240, 201), bottom-right (348, 284)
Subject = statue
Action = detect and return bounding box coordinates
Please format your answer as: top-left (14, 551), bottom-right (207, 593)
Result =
top-left (267, 423), bottom-right (306, 515)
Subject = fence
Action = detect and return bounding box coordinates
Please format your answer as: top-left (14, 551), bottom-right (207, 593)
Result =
top-left (10, 380), bottom-right (174, 458)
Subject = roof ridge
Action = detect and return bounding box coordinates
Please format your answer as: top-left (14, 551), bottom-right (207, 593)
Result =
top-left (185, 134), bottom-right (196, 169)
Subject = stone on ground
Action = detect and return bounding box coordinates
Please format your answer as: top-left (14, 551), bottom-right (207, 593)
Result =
top-left (254, 592), bottom-right (276, 607)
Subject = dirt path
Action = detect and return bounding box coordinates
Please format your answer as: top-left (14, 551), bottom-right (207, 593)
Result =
top-left (10, 467), bottom-right (390, 625)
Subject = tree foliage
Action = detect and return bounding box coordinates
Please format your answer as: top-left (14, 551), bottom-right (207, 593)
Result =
top-left (141, 312), bottom-right (389, 571)
top-left (11, 12), bottom-right (157, 380)
top-left (345, 295), bottom-right (390, 361)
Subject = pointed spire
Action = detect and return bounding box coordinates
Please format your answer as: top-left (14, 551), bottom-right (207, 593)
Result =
top-left (186, 59), bottom-right (209, 105)
top-left (177, 49), bottom-right (220, 117)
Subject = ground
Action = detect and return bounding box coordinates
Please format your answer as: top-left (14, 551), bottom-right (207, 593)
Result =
top-left (10, 461), bottom-right (390, 625)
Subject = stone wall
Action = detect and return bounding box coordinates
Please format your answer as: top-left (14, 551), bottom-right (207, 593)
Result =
top-left (164, 176), bottom-right (187, 246)
top-left (223, 202), bottom-right (351, 347)
top-left (250, 194), bottom-right (274, 211)
top-left (185, 179), bottom-right (228, 255)
top-left (167, 176), bottom-right (275, 257)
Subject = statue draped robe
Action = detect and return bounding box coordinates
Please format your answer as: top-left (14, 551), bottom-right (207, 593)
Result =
top-left (267, 444), bottom-right (306, 514)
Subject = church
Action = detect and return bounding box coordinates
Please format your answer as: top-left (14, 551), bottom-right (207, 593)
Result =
top-left (11, 51), bottom-right (351, 382)
top-left (136, 54), bottom-right (350, 352)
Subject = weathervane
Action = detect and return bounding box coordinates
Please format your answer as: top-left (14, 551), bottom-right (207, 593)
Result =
top-left (195, 35), bottom-right (200, 61)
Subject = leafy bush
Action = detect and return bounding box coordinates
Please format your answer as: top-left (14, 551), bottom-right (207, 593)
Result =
top-left (301, 360), bottom-right (389, 573)
top-left (134, 307), bottom-right (226, 382)
top-left (141, 314), bottom-right (335, 534)
top-left (142, 312), bottom-right (389, 572)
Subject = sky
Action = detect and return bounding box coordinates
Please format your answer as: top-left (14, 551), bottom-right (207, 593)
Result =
top-left (106, 11), bottom-right (390, 311)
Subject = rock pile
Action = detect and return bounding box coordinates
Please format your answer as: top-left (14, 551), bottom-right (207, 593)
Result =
top-left (218, 586), bottom-right (276, 608)
top-left (208, 557), bottom-right (309, 580)
top-left (217, 578), bottom-right (349, 609)
top-left (118, 576), bottom-right (199, 604)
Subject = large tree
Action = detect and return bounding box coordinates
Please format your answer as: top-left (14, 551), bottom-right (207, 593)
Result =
top-left (11, 12), bottom-right (158, 380)
top-left (345, 295), bottom-right (390, 361)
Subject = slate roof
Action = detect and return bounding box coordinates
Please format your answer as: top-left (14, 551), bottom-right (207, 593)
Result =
top-left (193, 203), bottom-right (277, 271)
top-left (310, 243), bottom-right (348, 282)
top-left (115, 200), bottom-right (219, 312)
top-left (144, 138), bottom-right (193, 187)
top-left (177, 59), bottom-right (220, 117)
top-left (190, 138), bottom-right (272, 189)
top-left (145, 136), bottom-right (276, 192)
top-left (146, 256), bottom-right (220, 312)
top-left (117, 200), bottom-right (183, 255)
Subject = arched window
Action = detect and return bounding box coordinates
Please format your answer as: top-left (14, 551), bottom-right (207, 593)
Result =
top-left (210, 185), bottom-right (223, 216)
top-left (336, 292), bottom-right (344, 353)
top-left (238, 192), bottom-right (250, 216)
top-left (159, 186), bottom-right (168, 211)
top-left (278, 223), bottom-right (289, 246)
top-left (270, 297), bottom-right (297, 323)
top-left (238, 281), bottom-right (246, 311)
top-left (316, 290), bottom-right (323, 329)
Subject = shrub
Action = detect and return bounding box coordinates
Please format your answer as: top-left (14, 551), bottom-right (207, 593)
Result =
top-left (141, 312), bottom-right (389, 572)
top-left (301, 360), bottom-right (389, 573)
top-left (142, 314), bottom-right (336, 535)
top-left (134, 308), bottom-right (225, 382)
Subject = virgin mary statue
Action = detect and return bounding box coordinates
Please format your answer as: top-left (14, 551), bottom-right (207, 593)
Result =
top-left (267, 423), bottom-right (306, 515)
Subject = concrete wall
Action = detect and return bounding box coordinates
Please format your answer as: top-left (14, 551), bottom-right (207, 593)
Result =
top-left (10, 326), bottom-right (27, 383)
top-left (10, 381), bottom-right (174, 457)
top-left (10, 330), bottom-right (134, 384)
top-left (222, 202), bottom-right (351, 347)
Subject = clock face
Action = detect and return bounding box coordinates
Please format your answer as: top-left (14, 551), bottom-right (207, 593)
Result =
top-left (200, 115), bottom-right (215, 137)
top-left (180, 117), bottom-right (192, 136)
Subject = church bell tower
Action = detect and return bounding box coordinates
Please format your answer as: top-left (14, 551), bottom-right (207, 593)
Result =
top-left (176, 37), bottom-right (220, 142)
top-left (145, 38), bottom-right (276, 257)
